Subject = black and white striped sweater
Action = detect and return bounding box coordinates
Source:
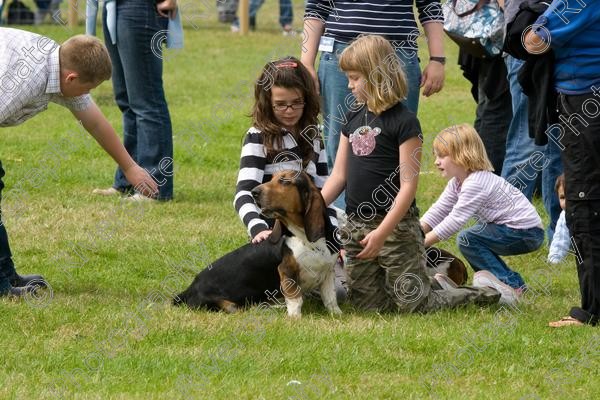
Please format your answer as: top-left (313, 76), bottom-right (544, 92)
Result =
top-left (234, 127), bottom-right (338, 239)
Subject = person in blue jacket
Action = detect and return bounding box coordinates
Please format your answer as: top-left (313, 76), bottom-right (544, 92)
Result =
top-left (525, 0), bottom-right (600, 327)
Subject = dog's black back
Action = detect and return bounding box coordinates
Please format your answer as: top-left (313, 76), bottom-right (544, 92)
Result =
top-left (173, 238), bottom-right (285, 310)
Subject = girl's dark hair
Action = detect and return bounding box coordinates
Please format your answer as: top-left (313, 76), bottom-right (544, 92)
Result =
top-left (252, 56), bottom-right (320, 165)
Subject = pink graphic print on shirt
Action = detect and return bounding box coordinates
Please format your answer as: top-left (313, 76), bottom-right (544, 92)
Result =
top-left (349, 126), bottom-right (381, 156)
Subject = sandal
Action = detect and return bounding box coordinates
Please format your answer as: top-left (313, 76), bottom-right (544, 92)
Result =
top-left (548, 316), bottom-right (584, 327)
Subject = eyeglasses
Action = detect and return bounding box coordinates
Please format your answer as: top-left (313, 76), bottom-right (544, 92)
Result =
top-left (272, 102), bottom-right (305, 112)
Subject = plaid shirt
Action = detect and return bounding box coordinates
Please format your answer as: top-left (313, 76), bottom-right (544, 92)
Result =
top-left (0, 28), bottom-right (92, 127)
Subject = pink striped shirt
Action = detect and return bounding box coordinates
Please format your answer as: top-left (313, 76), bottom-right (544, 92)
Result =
top-left (421, 171), bottom-right (542, 240)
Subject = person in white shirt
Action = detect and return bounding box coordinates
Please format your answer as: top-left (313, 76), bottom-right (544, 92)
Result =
top-left (421, 123), bottom-right (544, 305)
top-left (0, 28), bottom-right (157, 298)
top-left (548, 174), bottom-right (570, 264)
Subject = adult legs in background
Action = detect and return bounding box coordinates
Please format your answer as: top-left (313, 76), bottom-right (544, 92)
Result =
top-left (103, 0), bottom-right (174, 200)
top-left (232, 0), bottom-right (293, 31)
top-left (474, 56), bottom-right (511, 175)
top-left (501, 55), bottom-right (563, 242)
top-left (279, 0), bottom-right (293, 30)
top-left (542, 137), bottom-right (563, 241)
top-left (557, 93), bottom-right (600, 325)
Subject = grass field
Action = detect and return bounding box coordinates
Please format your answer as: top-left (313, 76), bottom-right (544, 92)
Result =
top-left (1, 3), bottom-right (599, 399)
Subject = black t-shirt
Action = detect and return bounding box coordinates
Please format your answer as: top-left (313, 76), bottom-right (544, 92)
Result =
top-left (342, 102), bottom-right (422, 216)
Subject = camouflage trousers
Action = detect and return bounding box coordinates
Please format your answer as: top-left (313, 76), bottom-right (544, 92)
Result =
top-left (343, 209), bottom-right (499, 313)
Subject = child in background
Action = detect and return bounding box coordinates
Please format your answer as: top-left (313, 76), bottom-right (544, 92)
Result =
top-left (421, 123), bottom-right (544, 305)
top-left (321, 35), bottom-right (500, 313)
top-left (548, 174), bottom-right (570, 264)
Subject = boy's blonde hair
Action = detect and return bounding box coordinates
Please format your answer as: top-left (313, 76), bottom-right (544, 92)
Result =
top-left (555, 174), bottom-right (565, 193)
top-left (60, 35), bottom-right (112, 84)
top-left (433, 123), bottom-right (494, 172)
top-left (339, 35), bottom-right (407, 115)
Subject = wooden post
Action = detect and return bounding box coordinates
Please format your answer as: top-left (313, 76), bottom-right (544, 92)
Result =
top-left (239, 0), bottom-right (249, 35)
top-left (68, 0), bottom-right (78, 28)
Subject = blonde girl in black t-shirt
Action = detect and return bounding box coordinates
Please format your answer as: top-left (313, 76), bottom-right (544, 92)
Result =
top-left (321, 35), bottom-right (500, 312)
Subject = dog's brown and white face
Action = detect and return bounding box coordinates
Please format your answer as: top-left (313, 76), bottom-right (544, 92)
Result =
top-left (251, 170), bottom-right (326, 243)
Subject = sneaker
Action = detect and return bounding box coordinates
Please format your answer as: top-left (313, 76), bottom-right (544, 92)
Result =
top-left (92, 187), bottom-right (121, 196)
top-left (282, 24), bottom-right (295, 36)
top-left (433, 273), bottom-right (458, 291)
top-left (230, 24), bottom-right (240, 33)
top-left (472, 270), bottom-right (521, 305)
top-left (124, 193), bottom-right (157, 203)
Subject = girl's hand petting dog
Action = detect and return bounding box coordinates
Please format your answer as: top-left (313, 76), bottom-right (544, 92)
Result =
top-left (252, 230), bottom-right (272, 244)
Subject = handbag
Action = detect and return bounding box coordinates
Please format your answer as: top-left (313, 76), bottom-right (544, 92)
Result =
top-left (442, 0), bottom-right (505, 58)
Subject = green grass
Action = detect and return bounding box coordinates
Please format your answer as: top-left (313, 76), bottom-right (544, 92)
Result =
top-left (2, 4), bottom-right (599, 399)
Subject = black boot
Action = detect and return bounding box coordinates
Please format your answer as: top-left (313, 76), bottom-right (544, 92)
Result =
top-left (10, 274), bottom-right (48, 288)
top-left (0, 285), bottom-right (37, 298)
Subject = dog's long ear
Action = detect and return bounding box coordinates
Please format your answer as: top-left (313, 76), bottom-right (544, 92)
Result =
top-left (269, 220), bottom-right (284, 244)
top-left (300, 177), bottom-right (326, 242)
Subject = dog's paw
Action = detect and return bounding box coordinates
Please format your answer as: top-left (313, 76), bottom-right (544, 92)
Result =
top-left (285, 297), bottom-right (303, 318)
top-left (287, 311), bottom-right (302, 319)
top-left (329, 306), bottom-right (342, 315)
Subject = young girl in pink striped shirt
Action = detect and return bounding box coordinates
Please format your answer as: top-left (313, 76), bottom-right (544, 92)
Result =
top-left (421, 124), bottom-right (544, 305)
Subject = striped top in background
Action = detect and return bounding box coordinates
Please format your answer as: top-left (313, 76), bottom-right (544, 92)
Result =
top-left (234, 128), bottom-right (337, 239)
top-left (304, 0), bottom-right (444, 50)
top-left (421, 171), bottom-right (543, 240)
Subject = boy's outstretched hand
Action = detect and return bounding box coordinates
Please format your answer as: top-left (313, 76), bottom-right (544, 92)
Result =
top-left (124, 165), bottom-right (159, 198)
top-left (72, 104), bottom-right (159, 198)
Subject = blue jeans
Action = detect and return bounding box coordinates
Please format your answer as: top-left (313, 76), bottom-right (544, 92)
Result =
top-left (318, 40), bottom-right (421, 208)
top-left (542, 136), bottom-right (563, 241)
top-left (103, 0), bottom-right (174, 200)
top-left (501, 55), bottom-right (562, 241)
top-left (457, 223), bottom-right (544, 289)
top-left (233, 0), bottom-right (293, 28)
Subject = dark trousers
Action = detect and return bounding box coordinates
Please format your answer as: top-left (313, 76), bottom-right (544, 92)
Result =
top-left (0, 160), bottom-right (16, 293)
top-left (474, 56), bottom-right (512, 175)
top-left (558, 92), bottom-right (600, 325)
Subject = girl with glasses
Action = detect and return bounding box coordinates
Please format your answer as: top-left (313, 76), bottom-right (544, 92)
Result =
top-left (234, 56), bottom-right (338, 245)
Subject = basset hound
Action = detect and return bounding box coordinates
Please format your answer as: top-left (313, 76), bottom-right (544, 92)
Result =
top-left (174, 170), bottom-right (342, 318)
top-left (424, 247), bottom-right (468, 286)
top-left (173, 171), bottom-right (469, 315)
